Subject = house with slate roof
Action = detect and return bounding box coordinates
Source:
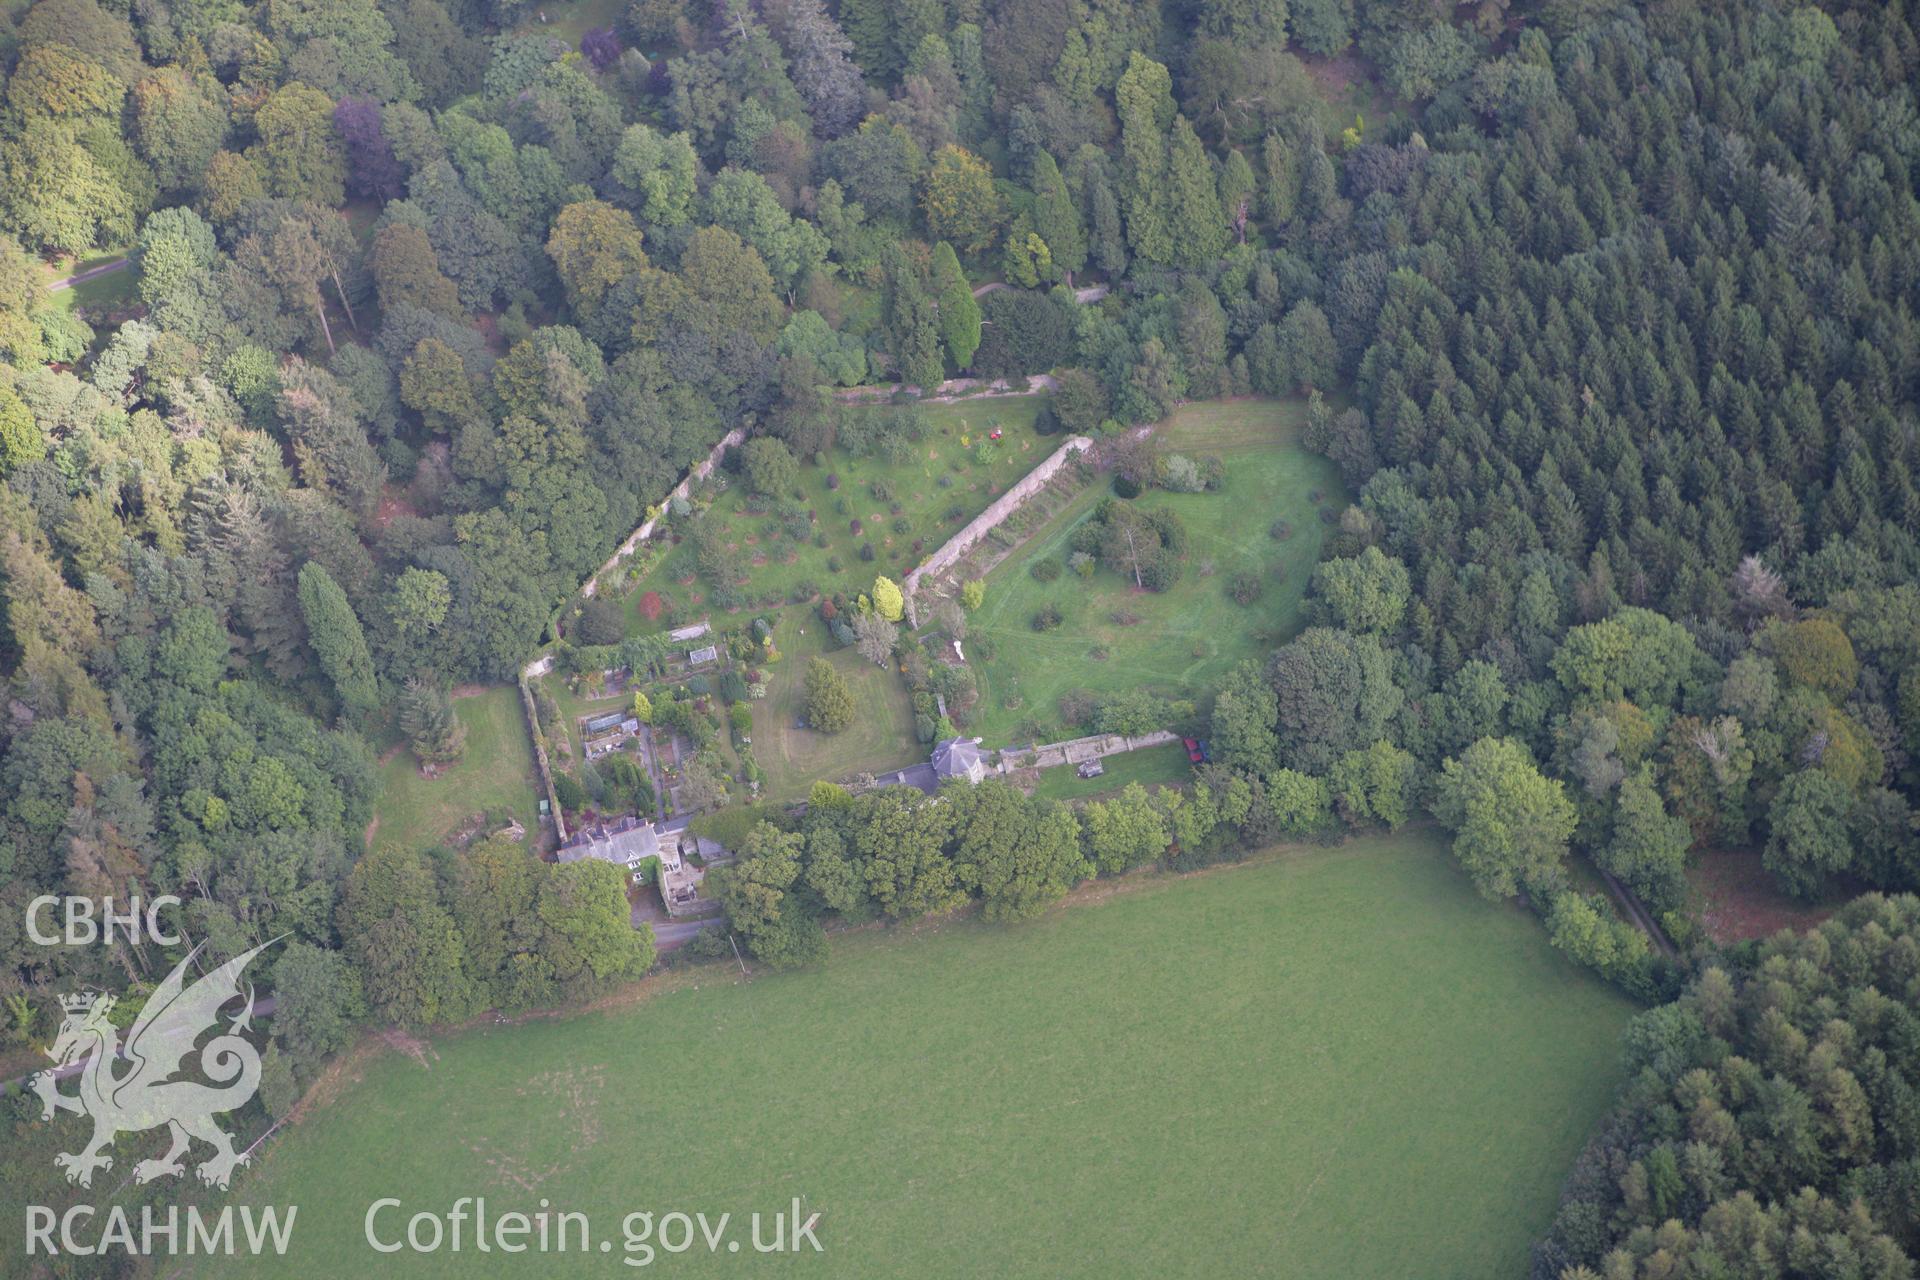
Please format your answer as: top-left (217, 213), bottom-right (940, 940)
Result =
top-left (930, 736), bottom-right (988, 786)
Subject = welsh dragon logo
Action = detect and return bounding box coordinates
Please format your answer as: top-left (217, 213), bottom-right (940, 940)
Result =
top-left (31, 940), bottom-right (279, 1190)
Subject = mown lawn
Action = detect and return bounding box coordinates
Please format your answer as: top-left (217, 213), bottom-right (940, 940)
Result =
top-left (210, 829), bottom-right (1635, 1279)
top-left (1027, 740), bottom-right (1193, 803)
top-left (964, 398), bottom-right (1342, 744)
top-left (621, 396), bottom-right (1051, 632)
top-left (754, 613), bottom-right (919, 802)
top-left (370, 686), bottom-right (540, 850)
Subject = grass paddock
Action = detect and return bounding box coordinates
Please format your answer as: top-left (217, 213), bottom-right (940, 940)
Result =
top-left (210, 830), bottom-right (1633, 1278)
top-left (370, 686), bottom-right (540, 850)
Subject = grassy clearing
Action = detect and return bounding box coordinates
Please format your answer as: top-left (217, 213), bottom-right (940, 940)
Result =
top-left (513, 0), bottom-right (627, 48)
top-left (964, 398), bottom-right (1342, 744)
top-left (1301, 52), bottom-right (1411, 143)
top-left (33, 252), bottom-right (139, 361)
top-left (620, 397), bottom-right (1050, 633)
top-left (340, 199), bottom-right (383, 250)
top-left (1689, 846), bottom-right (1840, 945)
top-left (34, 246), bottom-right (129, 286)
top-left (50, 266), bottom-right (137, 316)
top-left (211, 829), bottom-right (1634, 1279)
top-left (36, 255), bottom-right (139, 362)
top-left (754, 613), bottom-right (918, 802)
top-left (370, 686), bottom-right (540, 850)
top-left (1026, 740), bottom-right (1192, 803)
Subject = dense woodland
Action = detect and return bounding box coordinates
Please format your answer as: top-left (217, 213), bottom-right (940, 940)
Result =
top-left (1539, 897), bottom-right (1920, 1278)
top-left (1, 0), bottom-right (1919, 1270)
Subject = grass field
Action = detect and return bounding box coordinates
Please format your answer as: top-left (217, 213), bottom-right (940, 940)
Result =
top-left (755, 613), bottom-right (919, 801)
top-left (1027, 740), bottom-right (1193, 803)
top-left (964, 398), bottom-right (1342, 744)
top-left (622, 397), bottom-right (1050, 632)
top-left (370, 686), bottom-right (540, 850)
top-left (210, 830), bottom-right (1633, 1278)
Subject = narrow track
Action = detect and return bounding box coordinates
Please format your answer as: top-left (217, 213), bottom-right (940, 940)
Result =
top-left (47, 256), bottom-right (129, 292)
top-left (1597, 866), bottom-right (1679, 960)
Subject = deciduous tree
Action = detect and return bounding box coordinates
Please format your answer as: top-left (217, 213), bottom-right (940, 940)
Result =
top-left (547, 199), bottom-right (649, 315)
top-left (920, 145), bottom-right (1003, 255)
top-left (713, 827), bottom-right (831, 967)
top-left (249, 84), bottom-right (347, 207)
top-left (1081, 782), bottom-right (1170, 875)
top-left (1327, 740), bottom-right (1418, 829)
top-left (853, 611), bottom-right (898, 666)
top-left (270, 943), bottom-right (364, 1064)
top-left (129, 68), bottom-right (228, 195)
top-left (1434, 737), bottom-right (1577, 901)
top-left (1763, 769), bottom-right (1856, 899)
top-left (1601, 766), bottom-right (1690, 910)
top-left (950, 782), bottom-right (1088, 920)
top-left (1264, 627), bottom-right (1401, 773)
top-left (372, 223), bottom-right (463, 320)
top-left (341, 844), bottom-right (477, 1028)
top-left (1312, 546), bottom-right (1411, 634)
top-left (610, 124), bottom-right (700, 228)
top-left (538, 859), bottom-right (656, 994)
